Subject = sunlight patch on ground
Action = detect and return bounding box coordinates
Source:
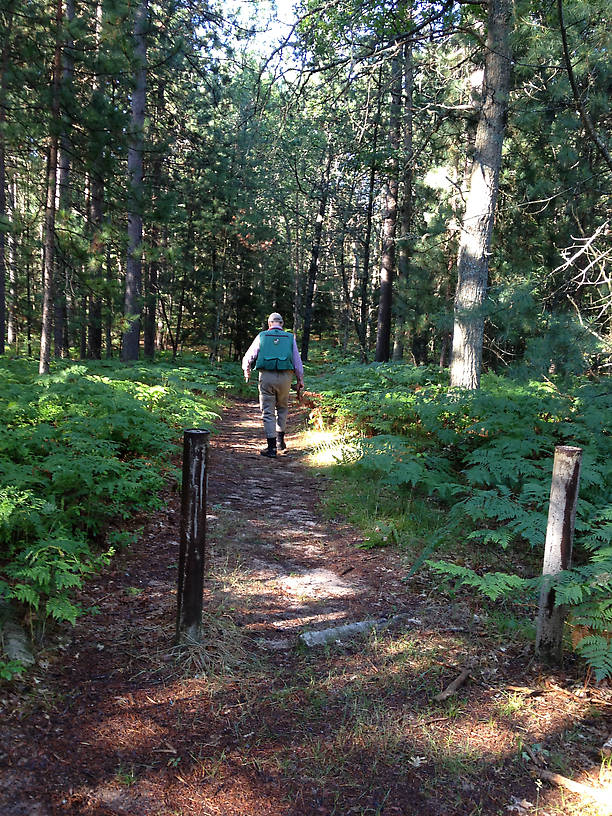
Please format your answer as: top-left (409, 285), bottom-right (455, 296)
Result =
top-left (279, 567), bottom-right (359, 598)
top-left (301, 427), bottom-right (358, 468)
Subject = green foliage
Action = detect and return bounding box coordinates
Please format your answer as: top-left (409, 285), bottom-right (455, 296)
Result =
top-left (313, 361), bottom-right (612, 676)
top-left (3, 537), bottom-right (112, 624)
top-left (0, 356), bottom-right (234, 634)
top-left (0, 660), bottom-right (27, 681)
top-left (573, 636), bottom-right (612, 683)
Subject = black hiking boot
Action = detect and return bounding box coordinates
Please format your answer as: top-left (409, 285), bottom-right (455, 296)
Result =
top-left (276, 431), bottom-right (287, 451)
top-left (261, 437), bottom-right (277, 458)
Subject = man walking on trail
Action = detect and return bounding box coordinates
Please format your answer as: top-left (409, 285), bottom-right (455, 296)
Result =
top-left (242, 312), bottom-right (305, 458)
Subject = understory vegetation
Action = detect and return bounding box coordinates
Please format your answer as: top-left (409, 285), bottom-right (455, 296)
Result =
top-left (0, 355), bottom-right (240, 678)
top-left (308, 361), bottom-right (612, 680)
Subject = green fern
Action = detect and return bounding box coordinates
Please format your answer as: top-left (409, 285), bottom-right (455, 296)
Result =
top-left (313, 362), bottom-right (612, 680)
top-left (573, 636), bottom-right (612, 682)
top-left (0, 355), bottom-right (234, 632)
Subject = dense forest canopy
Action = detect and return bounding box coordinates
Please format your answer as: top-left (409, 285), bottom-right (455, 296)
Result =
top-left (0, 0), bottom-right (610, 378)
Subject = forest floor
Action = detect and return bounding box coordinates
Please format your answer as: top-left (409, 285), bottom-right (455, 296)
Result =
top-left (1, 398), bottom-right (612, 816)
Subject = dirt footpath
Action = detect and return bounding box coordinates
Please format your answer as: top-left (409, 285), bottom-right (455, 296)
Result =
top-left (1, 399), bottom-right (610, 816)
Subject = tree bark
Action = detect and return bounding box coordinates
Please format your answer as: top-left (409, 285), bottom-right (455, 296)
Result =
top-left (121, 0), bottom-right (149, 361)
top-left (7, 178), bottom-right (16, 346)
top-left (54, 0), bottom-right (75, 359)
top-left (144, 81), bottom-right (165, 360)
top-left (290, 191), bottom-right (302, 336)
top-left (26, 239), bottom-right (32, 357)
top-left (449, 0), bottom-right (512, 389)
top-left (144, 224), bottom-right (158, 359)
top-left (105, 243), bottom-right (113, 357)
top-left (88, 0), bottom-right (104, 360)
top-left (392, 39), bottom-right (414, 361)
top-left (39, 0), bottom-right (64, 375)
top-left (0, 1), bottom-right (15, 356)
top-left (301, 150), bottom-right (332, 362)
top-left (360, 67), bottom-right (383, 362)
top-left (375, 51), bottom-right (402, 363)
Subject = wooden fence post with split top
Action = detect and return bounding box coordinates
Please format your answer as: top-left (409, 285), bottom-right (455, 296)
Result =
top-left (176, 429), bottom-right (210, 644)
top-left (535, 445), bottom-right (582, 663)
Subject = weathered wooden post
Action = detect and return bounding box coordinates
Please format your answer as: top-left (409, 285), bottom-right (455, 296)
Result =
top-left (176, 429), bottom-right (210, 644)
top-left (535, 445), bottom-right (582, 663)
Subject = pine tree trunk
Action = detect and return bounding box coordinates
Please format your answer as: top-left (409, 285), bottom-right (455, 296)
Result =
top-left (172, 208), bottom-right (192, 361)
top-left (144, 224), bottom-right (158, 359)
top-left (0, 133), bottom-right (6, 357)
top-left (375, 52), bottom-right (402, 363)
top-left (292, 190), bottom-right (305, 337)
top-left (449, 0), bottom-right (512, 389)
top-left (360, 68), bottom-right (383, 362)
top-left (301, 152), bottom-right (332, 362)
top-left (0, 1), bottom-right (14, 356)
top-left (392, 40), bottom-right (414, 362)
top-left (26, 243), bottom-right (32, 357)
top-left (88, 166), bottom-right (104, 359)
top-left (88, 293), bottom-right (102, 358)
top-left (105, 243), bottom-right (113, 358)
top-left (209, 244), bottom-right (220, 361)
top-left (7, 178), bottom-right (16, 346)
top-left (79, 294), bottom-right (87, 359)
top-left (121, 0), bottom-right (148, 361)
top-left (54, 0), bottom-right (74, 359)
top-left (39, 0), bottom-right (64, 375)
top-left (87, 0), bottom-right (104, 360)
top-left (144, 80), bottom-right (165, 360)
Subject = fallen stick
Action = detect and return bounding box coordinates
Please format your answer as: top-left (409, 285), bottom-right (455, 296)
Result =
top-left (535, 769), bottom-right (612, 812)
top-left (434, 668), bottom-right (470, 702)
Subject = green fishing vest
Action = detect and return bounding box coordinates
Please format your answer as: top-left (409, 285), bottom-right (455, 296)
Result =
top-left (255, 329), bottom-right (294, 371)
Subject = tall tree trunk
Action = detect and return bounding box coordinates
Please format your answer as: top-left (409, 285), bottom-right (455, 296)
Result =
top-left (392, 39), bottom-right (414, 361)
top-left (39, 0), bottom-right (64, 375)
top-left (0, 150), bottom-right (5, 355)
top-left (449, 0), bottom-right (512, 389)
top-left (121, 0), bottom-right (148, 361)
top-left (209, 245), bottom-right (221, 361)
top-left (338, 234), bottom-right (369, 359)
top-left (105, 243), bottom-right (113, 357)
top-left (79, 293), bottom-right (87, 359)
top-left (144, 81), bottom-right (165, 359)
top-left (375, 51), bottom-right (402, 363)
top-left (88, 0), bottom-right (104, 360)
top-left (144, 224), bottom-right (158, 359)
top-left (7, 178), bottom-right (16, 346)
top-left (0, 0), bottom-right (14, 356)
top-left (172, 276), bottom-right (186, 360)
top-left (291, 191), bottom-right (301, 336)
top-left (172, 208), bottom-right (192, 360)
top-left (88, 294), bottom-right (102, 358)
top-left (54, 0), bottom-right (74, 359)
top-left (301, 151), bottom-right (332, 362)
top-left (88, 167), bottom-right (104, 358)
top-left (0, 147), bottom-right (6, 356)
top-left (360, 67), bottom-right (383, 362)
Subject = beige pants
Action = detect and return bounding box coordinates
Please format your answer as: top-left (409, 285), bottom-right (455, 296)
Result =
top-left (258, 369), bottom-right (293, 437)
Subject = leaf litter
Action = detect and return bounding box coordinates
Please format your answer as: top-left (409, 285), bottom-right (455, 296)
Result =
top-left (1, 399), bottom-right (611, 816)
